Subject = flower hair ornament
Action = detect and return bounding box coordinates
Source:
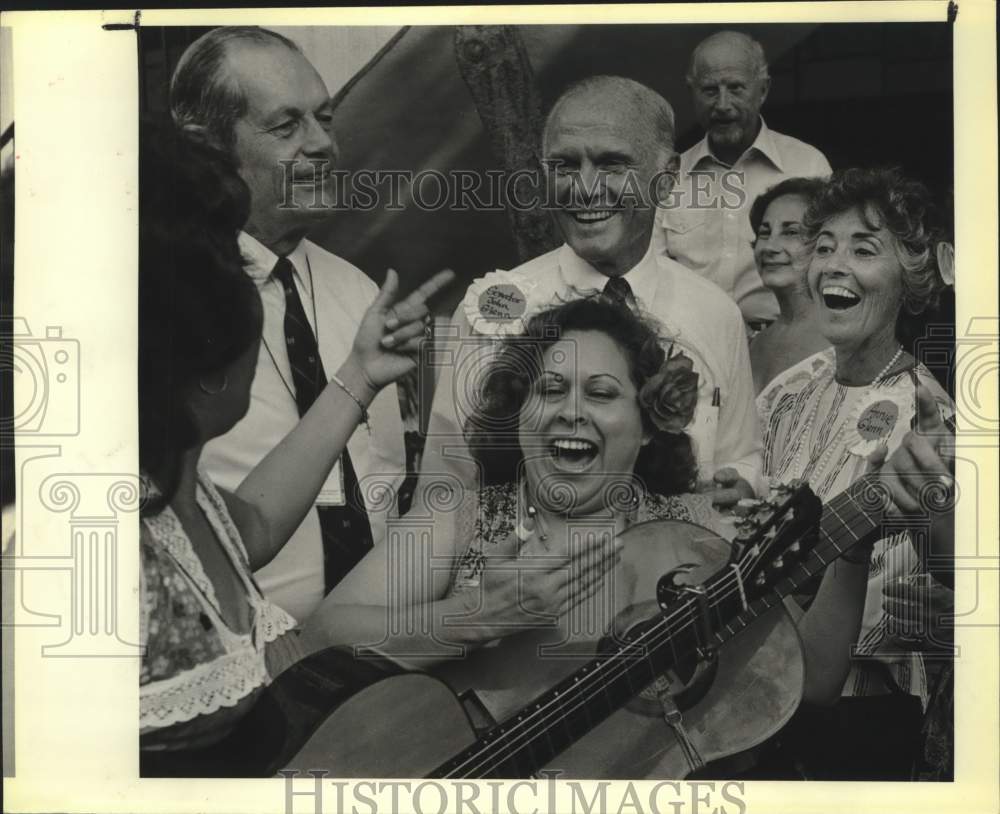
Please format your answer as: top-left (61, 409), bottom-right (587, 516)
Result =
top-left (637, 344), bottom-right (700, 433)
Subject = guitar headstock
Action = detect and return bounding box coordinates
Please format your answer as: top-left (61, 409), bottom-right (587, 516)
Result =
top-left (729, 481), bottom-right (823, 600)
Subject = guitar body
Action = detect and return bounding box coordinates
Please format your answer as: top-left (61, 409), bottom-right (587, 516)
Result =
top-left (433, 519), bottom-right (805, 778)
top-left (284, 672), bottom-right (480, 777)
top-left (283, 517), bottom-right (813, 779)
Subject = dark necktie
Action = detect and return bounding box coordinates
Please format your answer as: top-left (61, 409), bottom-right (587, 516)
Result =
top-left (603, 275), bottom-right (634, 307)
top-left (272, 257), bottom-right (374, 592)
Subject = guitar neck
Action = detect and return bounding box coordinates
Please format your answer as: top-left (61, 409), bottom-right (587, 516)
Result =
top-left (430, 475), bottom-right (889, 779)
top-left (710, 473), bottom-right (887, 647)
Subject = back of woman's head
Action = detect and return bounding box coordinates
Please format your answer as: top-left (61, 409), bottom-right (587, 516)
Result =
top-left (465, 295), bottom-right (698, 496)
top-left (139, 120), bottom-right (260, 513)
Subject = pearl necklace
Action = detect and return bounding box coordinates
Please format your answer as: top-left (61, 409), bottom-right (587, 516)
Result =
top-left (837, 344), bottom-right (906, 388)
top-left (791, 345), bottom-right (904, 480)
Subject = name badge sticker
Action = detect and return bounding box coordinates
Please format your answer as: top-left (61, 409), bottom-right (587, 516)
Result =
top-left (857, 399), bottom-right (899, 440)
top-left (316, 459), bottom-right (346, 506)
top-left (850, 399), bottom-right (900, 458)
top-left (478, 283), bottom-right (527, 324)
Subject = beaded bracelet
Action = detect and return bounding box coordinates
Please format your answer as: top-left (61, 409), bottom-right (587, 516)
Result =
top-left (329, 373), bottom-right (372, 434)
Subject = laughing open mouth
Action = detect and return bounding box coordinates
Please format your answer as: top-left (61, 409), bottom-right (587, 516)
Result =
top-left (571, 210), bottom-right (616, 224)
top-left (821, 284), bottom-right (861, 310)
top-left (550, 438), bottom-right (599, 468)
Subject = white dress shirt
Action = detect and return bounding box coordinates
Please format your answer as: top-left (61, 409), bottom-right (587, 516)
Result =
top-left (416, 238), bottom-right (763, 511)
top-left (661, 119), bottom-right (832, 323)
top-left (202, 232), bottom-right (405, 622)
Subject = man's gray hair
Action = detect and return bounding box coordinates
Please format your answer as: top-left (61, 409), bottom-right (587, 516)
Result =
top-left (170, 26), bottom-right (302, 150)
top-left (543, 75), bottom-right (677, 155)
top-left (685, 31), bottom-right (770, 86)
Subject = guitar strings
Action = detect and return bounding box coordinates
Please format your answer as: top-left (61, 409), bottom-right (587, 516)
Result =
top-left (441, 552), bottom-right (767, 777)
top-left (443, 491), bottom-right (876, 777)
top-left (441, 487), bottom-right (878, 777)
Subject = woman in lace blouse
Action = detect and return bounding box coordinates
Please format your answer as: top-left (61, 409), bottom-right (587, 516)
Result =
top-left (451, 296), bottom-right (723, 595)
top-left (138, 124), bottom-right (450, 770)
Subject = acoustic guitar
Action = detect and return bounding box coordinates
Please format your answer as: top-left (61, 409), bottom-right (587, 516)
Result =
top-left (278, 477), bottom-right (899, 778)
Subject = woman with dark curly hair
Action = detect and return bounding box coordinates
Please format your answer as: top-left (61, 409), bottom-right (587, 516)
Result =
top-left (755, 166), bottom-right (954, 779)
top-left (450, 295), bottom-right (722, 589)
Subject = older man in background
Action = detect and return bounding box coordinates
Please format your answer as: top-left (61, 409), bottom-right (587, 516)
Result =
top-left (662, 31), bottom-right (831, 327)
top-left (418, 76), bottom-right (762, 513)
top-left (170, 27), bottom-right (406, 621)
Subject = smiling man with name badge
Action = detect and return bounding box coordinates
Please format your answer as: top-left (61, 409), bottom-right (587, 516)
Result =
top-left (417, 75), bottom-right (763, 517)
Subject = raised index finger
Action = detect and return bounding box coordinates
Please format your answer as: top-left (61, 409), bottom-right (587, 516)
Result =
top-left (405, 269), bottom-right (455, 308)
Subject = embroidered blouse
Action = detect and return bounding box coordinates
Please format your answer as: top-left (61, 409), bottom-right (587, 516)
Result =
top-left (757, 348), bottom-right (954, 705)
top-left (450, 481), bottom-right (722, 589)
top-left (139, 469), bottom-right (296, 751)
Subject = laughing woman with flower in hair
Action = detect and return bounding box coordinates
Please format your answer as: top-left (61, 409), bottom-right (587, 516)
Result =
top-left (309, 294), bottom-right (717, 658)
top-left (449, 295), bottom-right (721, 593)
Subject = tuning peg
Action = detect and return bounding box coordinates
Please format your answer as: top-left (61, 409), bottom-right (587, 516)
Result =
top-left (771, 556), bottom-right (784, 569)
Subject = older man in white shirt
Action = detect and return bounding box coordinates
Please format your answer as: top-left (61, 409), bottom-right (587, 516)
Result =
top-left (417, 76), bottom-right (762, 518)
top-left (171, 27), bottom-right (405, 621)
top-left (662, 31), bottom-right (832, 326)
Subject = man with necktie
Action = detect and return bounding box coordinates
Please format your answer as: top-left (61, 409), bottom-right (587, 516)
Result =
top-left (418, 76), bottom-right (762, 515)
top-left (171, 27), bottom-right (407, 621)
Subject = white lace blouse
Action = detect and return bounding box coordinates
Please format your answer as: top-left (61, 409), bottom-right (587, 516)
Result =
top-left (139, 468), bottom-right (295, 749)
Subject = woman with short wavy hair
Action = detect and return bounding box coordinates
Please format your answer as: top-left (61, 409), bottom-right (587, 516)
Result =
top-left (756, 166), bottom-right (954, 779)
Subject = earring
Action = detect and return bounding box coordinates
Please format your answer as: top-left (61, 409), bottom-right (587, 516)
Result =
top-left (199, 374), bottom-right (228, 395)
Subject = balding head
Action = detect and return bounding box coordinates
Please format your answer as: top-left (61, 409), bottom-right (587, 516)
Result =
top-left (170, 26), bottom-right (303, 151)
top-left (172, 27), bottom-right (339, 253)
top-left (543, 75), bottom-right (676, 159)
top-left (540, 76), bottom-right (679, 278)
top-left (686, 31), bottom-right (769, 86)
top-left (686, 31), bottom-right (770, 164)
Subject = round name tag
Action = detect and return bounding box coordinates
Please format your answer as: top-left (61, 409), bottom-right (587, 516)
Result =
top-left (478, 283), bottom-right (527, 323)
top-left (857, 399), bottom-right (899, 440)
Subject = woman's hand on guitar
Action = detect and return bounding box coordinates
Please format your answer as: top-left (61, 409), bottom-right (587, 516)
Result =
top-left (866, 384), bottom-right (955, 584)
top-left (882, 573), bottom-right (954, 652)
top-left (452, 530), bottom-right (623, 641)
top-left (343, 268), bottom-right (455, 400)
top-left (698, 467), bottom-right (755, 509)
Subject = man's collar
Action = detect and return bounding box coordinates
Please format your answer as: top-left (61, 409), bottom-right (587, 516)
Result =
top-left (750, 119), bottom-right (783, 171)
top-left (556, 234), bottom-right (661, 310)
top-left (239, 231), bottom-right (309, 287)
top-left (689, 117), bottom-right (783, 172)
